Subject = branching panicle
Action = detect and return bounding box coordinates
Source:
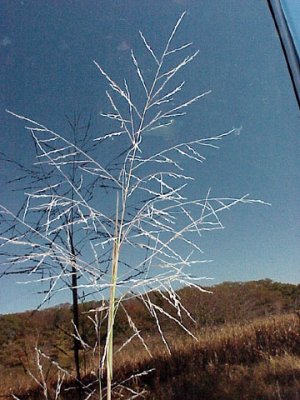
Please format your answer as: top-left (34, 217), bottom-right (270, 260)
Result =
top-left (1, 12), bottom-right (268, 399)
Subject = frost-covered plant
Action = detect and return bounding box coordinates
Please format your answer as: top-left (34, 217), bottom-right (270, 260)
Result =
top-left (0, 12), bottom-right (266, 399)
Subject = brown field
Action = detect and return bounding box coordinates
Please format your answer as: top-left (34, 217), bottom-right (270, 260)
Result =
top-left (0, 280), bottom-right (299, 399)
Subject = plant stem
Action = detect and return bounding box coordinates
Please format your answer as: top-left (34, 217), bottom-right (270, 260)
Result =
top-left (106, 194), bottom-right (119, 400)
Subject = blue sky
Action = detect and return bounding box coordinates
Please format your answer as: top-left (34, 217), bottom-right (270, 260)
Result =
top-left (0, 0), bottom-right (299, 314)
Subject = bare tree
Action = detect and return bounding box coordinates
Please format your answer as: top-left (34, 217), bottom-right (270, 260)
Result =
top-left (0, 112), bottom-right (112, 397)
top-left (0, 12), bottom-right (267, 399)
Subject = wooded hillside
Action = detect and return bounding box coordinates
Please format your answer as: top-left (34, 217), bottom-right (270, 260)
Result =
top-left (1, 279), bottom-right (299, 399)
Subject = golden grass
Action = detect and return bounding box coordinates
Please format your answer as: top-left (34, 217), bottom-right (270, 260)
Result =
top-left (89, 313), bottom-right (300, 399)
top-left (2, 313), bottom-right (299, 399)
top-left (146, 353), bottom-right (300, 400)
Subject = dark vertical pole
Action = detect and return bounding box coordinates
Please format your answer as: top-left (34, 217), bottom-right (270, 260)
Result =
top-left (69, 114), bottom-right (82, 399)
top-left (267, 0), bottom-right (300, 110)
top-left (69, 232), bottom-right (82, 400)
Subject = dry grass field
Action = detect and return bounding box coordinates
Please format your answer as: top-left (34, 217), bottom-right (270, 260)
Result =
top-left (0, 280), bottom-right (299, 399)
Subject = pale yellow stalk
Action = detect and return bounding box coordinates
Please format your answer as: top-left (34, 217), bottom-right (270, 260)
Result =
top-left (106, 194), bottom-right (120, 400)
